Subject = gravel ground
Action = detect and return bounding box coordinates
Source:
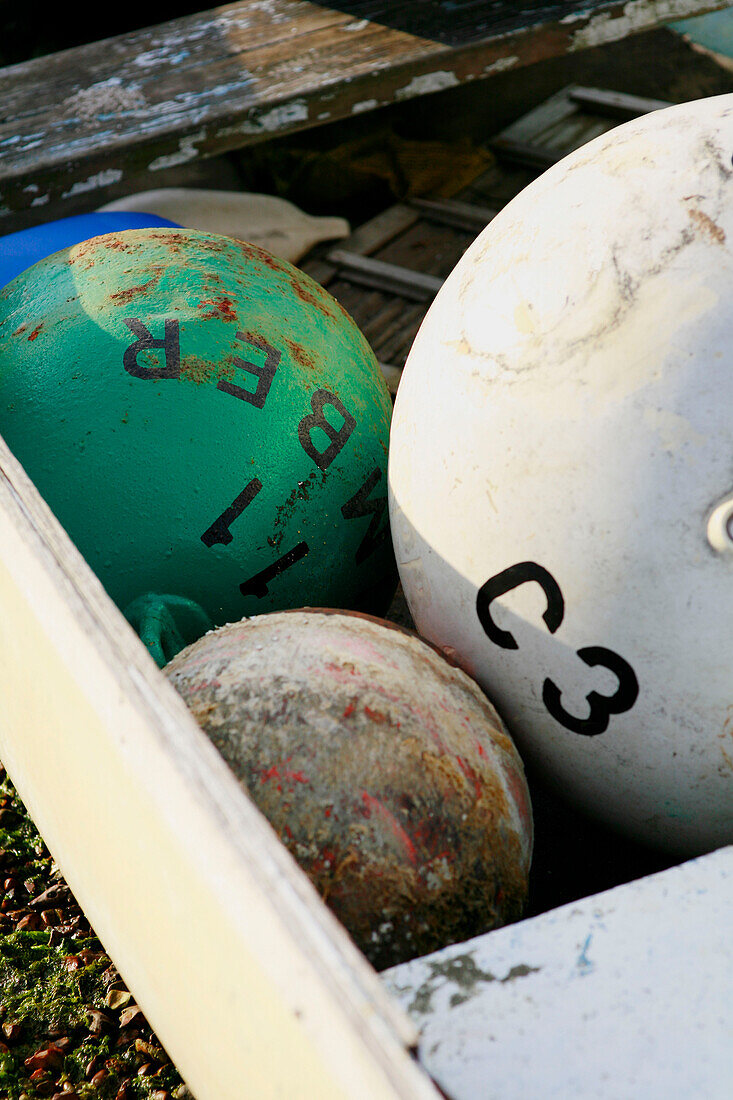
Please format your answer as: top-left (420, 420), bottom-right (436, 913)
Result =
top-left (0, 765), bottom-right (191, 1100)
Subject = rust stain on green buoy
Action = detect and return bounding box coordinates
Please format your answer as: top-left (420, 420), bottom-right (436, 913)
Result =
top-left (0, 229), bottom-right (395, 629)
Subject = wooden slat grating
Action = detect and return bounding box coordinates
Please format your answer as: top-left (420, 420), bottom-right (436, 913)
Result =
top-left (302, 82), bottom-right (673, 393)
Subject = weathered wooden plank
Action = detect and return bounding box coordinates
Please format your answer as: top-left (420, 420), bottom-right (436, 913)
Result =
top-left (373, 305), bottom-right (426, 367)
top-left (408, 197), bottom-right (498, 232)
top-left (376, 219), bottom-right (474, 279)
top-left (328, 249), bottom-right (444, 299)
top-left (1, 0), bottom-right (728, 224)
top-left (539, 111), bottom-right (610, 151)
top-left (569, 84), bottom-right (673, 115)
top-left (347, 204), bottom-right (421, 257)
top-left (490, 136), bottom-right (562, 169)
top-left (493, 80), bottom-right (674, 164)
top-left (378, 361), bottom-right (403, 395)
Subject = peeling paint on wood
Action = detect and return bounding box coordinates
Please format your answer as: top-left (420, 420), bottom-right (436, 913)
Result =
top-left (569, 0), bottom-right (723, 49)
top-left (482, 56), bottom-right (520, 75)
top-left (0, 0), bottom-right (728, 223)
top-left (61, 169), bottom-right (124, 198)
top-left (395, 72), bottom-right (460, 100)
top-left (148, 130), bottom-right (207, 171)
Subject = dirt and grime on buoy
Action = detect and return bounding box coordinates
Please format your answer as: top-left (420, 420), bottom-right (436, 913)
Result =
top-left (165, 609), bottom-right (533, 969)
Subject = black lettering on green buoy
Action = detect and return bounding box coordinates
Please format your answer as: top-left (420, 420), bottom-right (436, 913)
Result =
top-left (201, 477), bottom-right (264, 547)
top-left (239, 542), bottom-right (309, 598)
top-left (218, 333), bottom-right (280, 408)
top-left (341, 468), bottom-right (388, 565)
top-left (298, 389), bottom-right (356, 470)
top-left (122, 318), bottom-right (181, 379)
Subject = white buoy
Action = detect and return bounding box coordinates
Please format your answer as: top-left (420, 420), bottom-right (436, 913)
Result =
top-left (389, 94), bottom-right (733, 855)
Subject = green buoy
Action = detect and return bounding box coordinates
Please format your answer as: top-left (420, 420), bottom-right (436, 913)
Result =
top-left (0, 229), bottom-right (395, 647)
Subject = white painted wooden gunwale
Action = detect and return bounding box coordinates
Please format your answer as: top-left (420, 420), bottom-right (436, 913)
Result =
top-left (0, 433), bottom-right (440, 1099)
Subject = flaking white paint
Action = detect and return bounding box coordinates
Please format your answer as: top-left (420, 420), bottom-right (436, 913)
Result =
top-left (135, 49), bottom-right (190, 68)
top-left (61, 169), bottom-right (123, 198)
top-left (147, 130), bottom-right (206, 171)
top-left (239, 100), bottom-right (309, 134)
top-left (384, 848), bottom-right (732, 1100)
top-left (483, 56), bottom-right (519, 75)
top-left (571, 0), bottom-right (716, 49)
top-left (395, 72), bottom-right (460, 101)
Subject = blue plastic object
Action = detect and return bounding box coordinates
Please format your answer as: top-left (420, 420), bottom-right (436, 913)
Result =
top-left (0, 211), bottom-right (180, 288)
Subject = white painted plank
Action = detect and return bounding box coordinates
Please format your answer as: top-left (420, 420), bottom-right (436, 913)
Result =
top-left (383, 847), bottom-right (733, 1100)
top-left (0, 432), bottom-right (439, 1100)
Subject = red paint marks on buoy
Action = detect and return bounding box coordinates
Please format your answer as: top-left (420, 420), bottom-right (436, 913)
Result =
top-left (192, 678), bottom-right (221, 692)
top-left (310, 846), bottom-right (338, 877)
top-left (364, 705), bottom-right (388, 724)
top-left (505, 762), bottom-right (533, 833)
top-left (412, 817), bottom-right (451, 862)
top-left (259, 756), bottom-right (308, 789)
top-left (360, 792), bottom-right (417, 865)
top-left (455, 755), bottom-right (483, 799)
top-left (325, 660), bottom-right (358, 681)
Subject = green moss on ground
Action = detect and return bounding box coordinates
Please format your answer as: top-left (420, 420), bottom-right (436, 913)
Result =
top-left (0, 766), bottom-right (190, 1099)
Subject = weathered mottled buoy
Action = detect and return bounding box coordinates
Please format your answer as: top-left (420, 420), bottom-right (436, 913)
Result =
top-left (0, 229), bottom-right (395, 635)
top-left (389, 94), bottom-right (733, 855)
top-left (165, 610), bottom-right (533, 969)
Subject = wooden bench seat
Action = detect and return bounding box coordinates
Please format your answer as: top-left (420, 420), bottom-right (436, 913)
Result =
top-left (0, 1), bottom-right (728, 228)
